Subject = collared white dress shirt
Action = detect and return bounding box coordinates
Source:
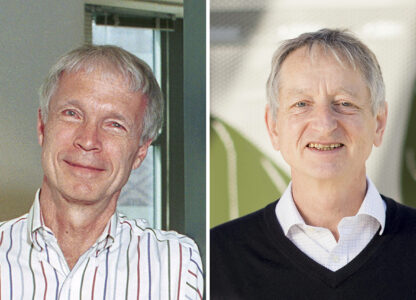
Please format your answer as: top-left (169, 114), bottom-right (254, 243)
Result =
top-left (0, 191), bottom-right (203, 299)
top-left (276, 177), bottom-right (386, 271)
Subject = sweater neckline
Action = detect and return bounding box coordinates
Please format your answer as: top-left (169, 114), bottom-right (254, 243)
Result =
top-left (261, 195), bottom-right (398, 288)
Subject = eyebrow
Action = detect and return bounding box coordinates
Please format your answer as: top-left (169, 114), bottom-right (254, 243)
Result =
top-left (106, 112), bottom-right (133, 128)
top-left (284, 88), bottom-right (309, 95)
top-left (55, 99), bottom-right (82, 110)
top-left (337, 87), bottom-right (359, 97)
top-left (284, 87), bottom-right (359, 97)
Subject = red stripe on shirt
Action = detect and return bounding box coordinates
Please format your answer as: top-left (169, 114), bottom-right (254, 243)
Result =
top-left (12, 217), bottom-right (27, 226)
top-left (188, 270), bottom-right (197, 278)
top-left (91, 267), bottom-right (98, 300)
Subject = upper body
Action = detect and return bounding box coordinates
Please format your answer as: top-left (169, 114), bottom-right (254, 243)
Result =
top-left (0, 191), bottom-right (203, 300)
top-left (211, 29), bottom-right (392, 297)
top-left (211, 195), bottom-right (416, 300)
top-left (2, 45), bottom-right (203, 299)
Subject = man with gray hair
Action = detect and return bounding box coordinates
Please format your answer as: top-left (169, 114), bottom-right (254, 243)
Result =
top-left (211, 29), bottom-right (416, 299)
top-left (0, 45), bottom-right (202, 299)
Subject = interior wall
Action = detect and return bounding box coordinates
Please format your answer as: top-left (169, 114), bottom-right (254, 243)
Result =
top-left (0, 0), bottom-right (84, 220)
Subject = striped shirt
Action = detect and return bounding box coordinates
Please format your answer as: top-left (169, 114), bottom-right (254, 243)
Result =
top-left (0, 191), bottom-right (203, 299)
top-left (276, 177), bottom-right (386, 271)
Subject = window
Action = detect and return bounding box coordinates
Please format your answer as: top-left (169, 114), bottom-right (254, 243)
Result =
top-left (92, 24), bottom-right (162, 228)
top-left (86, 4), bottom-right (175, 228)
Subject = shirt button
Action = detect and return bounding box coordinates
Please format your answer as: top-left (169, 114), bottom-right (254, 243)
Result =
top-left (332, 256), bottom-right (340, 263)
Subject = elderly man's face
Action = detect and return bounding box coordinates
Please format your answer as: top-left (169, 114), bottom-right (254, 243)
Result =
top-left (37, 68), bottom-right (151, 204)
top-left (266, 46), bottom-right (387, 181)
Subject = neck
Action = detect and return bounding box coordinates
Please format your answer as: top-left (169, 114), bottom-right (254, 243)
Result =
top-left (39, 182), bottom-right (117, 269)
top-left (290, 172), bottom-right (367, 240)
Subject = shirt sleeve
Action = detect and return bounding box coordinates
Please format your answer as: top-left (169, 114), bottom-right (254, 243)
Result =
top-left (180, 241), bottom-right (204, 300)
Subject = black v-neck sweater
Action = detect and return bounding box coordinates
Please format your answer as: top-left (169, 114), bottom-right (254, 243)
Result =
top-left (211, 196), bottom-right (416, 299)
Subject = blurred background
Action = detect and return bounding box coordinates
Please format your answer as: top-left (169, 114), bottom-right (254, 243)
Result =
top-left (210, 0), bottom-right (416, 227)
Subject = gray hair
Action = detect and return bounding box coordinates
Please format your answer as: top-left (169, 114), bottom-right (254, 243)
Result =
top-left (266, 28), bottom-right (385, 119)
top-left (39, 44), bottom-right (164, 144)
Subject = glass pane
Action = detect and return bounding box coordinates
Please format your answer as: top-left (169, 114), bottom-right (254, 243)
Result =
top-left (92, 22), bottom-right (161, 228)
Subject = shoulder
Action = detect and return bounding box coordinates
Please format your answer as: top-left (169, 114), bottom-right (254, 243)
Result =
top-left (119, 216), bottom-right (200, 254)
top-left (210, 202), bottom-right (281, 298)
top-left (210, 201), bottom-right (280, 262)
top-left (118, 216), bottom-right (203, 277)
top-left (0, 214), bottom-right (29, 248)
top-left (382, 195), bottom-right (416, 217)
top-left (117, 216), bottom-right (204, 298)
top-left (0, 214), bottom-right (29, 233)
top-left (211, 201), bottom-right (278, 244)
top-left (381, 195), bottom-right (416, 233)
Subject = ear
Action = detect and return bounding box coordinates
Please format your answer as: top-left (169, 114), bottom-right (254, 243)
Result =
top-left (265, 104), bottom-right (280, 151)
top-left (37, 108), bottom-right (45, 146)
top-left (132, 139), bottom-right (152, 169)
top-left (373, 102), bottom-right (388, 147)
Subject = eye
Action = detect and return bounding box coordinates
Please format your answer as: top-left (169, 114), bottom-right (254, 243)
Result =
top-left (63, 109), bottom-right (78, 118)
top-left (110, 122), bottom-right (125, 130)
top-left (336, 100), bottom-right (357, 108)
top-left (295, 101), bottom-right (307, 107)
top-left (333, 100), bottom-right (359, 113)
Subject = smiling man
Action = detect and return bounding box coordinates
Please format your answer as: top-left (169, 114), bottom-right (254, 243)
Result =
top-left (211, 29), bottom-right (416, 299)
top-left (0, 45), bottom-right (203, 299)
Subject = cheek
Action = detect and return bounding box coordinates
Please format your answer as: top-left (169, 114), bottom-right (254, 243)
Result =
top-left (278, 118), bottom-right (304, 145)
top-left (42, 126), bottom-right (69, 154)
top-left (104, 139), bottom-right (138, 170)
top-left (343, 117), bottom-right (376, 151)
top-left (44, 122), bottom-right (76, 144)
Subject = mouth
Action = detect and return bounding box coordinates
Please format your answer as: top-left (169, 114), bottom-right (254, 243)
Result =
top-left (307, 143), bottom-right (344, 151)
top-left (64, 160), bottom-right (105, 172)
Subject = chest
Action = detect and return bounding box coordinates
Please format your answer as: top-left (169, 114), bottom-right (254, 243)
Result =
top-left (0, 232), bottom-right (179, 299)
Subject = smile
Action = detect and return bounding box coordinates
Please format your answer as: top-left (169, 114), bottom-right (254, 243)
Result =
top-left (307, 143), bottom-right (343, 151)
top-left (64, 160), bottom-right (105, 172)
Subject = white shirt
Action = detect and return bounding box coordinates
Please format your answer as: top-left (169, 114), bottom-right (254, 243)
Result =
top-left (276, 178), bottom-right (386, 271)
top-left (0, 191), bottom-right (203, 299)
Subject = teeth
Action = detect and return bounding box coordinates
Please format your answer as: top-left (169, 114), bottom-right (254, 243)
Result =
top-left (308, 143), bottom-right (342, 151)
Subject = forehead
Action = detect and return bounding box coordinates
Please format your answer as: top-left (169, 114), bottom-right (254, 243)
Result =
top-left (55, 67), bottom-right (136, 99)
top-left (278, 46), bottom-right (368, 95)
top-left (52, 68), bottom-right (147, 119)
top-left (59, 63), bottom-right (128, 87)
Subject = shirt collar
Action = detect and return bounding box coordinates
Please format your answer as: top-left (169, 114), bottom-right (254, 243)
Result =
top-left (27, 189), bottom-right (47, 251)
top-left (276, 177), bottom-right (386, 236)
top-left (357, 177), bottom-right (386, 234)
top-left (275, 182), bottom-right (304, 236)
top-left (28, 189), bottom-right (119, 251)
top-left (94, 212), bottom-right (119, 252)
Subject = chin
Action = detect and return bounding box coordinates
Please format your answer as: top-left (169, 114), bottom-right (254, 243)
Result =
top-left (299, 163), bottom-right (348, 180)
top-left (61, 184), bottom-right (103, 204)
top-left (311, 169), bottom-right (348, 180)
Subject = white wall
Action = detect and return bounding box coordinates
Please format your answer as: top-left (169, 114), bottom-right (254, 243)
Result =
top-left (0, 0), bottom-right (84, 220)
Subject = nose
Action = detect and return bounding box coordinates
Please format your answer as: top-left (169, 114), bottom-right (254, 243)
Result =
top-left (310, 105), bottom-right (338, 134)
top-left (74, 121), bottom-right (102, 152)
